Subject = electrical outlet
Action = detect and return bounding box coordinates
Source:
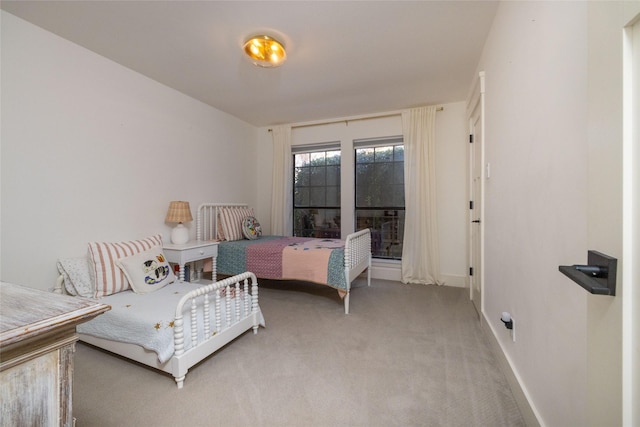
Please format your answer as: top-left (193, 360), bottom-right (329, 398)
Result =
top-left (501, 312), bottom-right (516, 343)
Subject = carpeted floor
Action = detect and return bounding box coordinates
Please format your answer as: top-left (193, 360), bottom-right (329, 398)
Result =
top-left (73, 278), bottom-right (526, 426)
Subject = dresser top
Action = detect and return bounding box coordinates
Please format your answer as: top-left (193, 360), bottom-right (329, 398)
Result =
top-left (0, 282), bottom-right (110, 346)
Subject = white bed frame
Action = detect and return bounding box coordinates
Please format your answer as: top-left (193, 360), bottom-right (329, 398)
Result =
top-left (196, 203), bottom-right (371, 314)
top-left (55, 272), bottom-right (262, 388)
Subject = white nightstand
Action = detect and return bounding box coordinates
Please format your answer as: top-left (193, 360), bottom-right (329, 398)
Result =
top-left (163, 240), bottom-right (218, 283)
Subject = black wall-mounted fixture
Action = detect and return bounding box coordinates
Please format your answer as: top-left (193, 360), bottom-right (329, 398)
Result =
top-left (500, 312), bottom-right (513, 329)
top-left (559, 250), bottom-right (617, 296)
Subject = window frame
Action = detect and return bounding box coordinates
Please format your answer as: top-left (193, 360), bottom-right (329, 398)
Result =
top-left (354, 136), bottom-right (405, 260)
top-left (292, 143), bottom-right (341, 238)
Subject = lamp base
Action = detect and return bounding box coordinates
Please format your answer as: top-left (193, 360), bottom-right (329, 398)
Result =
top-left (170, 223), bottom-right (189, 245)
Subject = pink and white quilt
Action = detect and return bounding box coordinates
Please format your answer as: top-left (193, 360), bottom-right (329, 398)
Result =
top-left (217, 236), bottom-right (348, 294)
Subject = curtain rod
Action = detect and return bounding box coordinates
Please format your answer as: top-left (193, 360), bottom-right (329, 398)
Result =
top-left (268, 106), bottom-right (444, 132)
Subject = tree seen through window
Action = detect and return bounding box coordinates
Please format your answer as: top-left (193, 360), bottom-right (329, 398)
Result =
top-left (293, 149), bottom-right (340, 238)
top-left (355, 144), bottom-right (405, 260)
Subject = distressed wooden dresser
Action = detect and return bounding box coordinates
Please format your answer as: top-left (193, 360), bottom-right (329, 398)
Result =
top-left (0, 282), bottom-right (109, 426)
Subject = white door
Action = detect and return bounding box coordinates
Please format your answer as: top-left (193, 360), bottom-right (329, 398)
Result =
top-left (469, 72), bottom-right (485, 317)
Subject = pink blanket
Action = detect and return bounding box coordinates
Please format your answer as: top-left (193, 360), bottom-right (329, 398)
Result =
top-left (282, 239), bottom-right (344, 284)
top-left (245, 237), bottom-right (344, 288)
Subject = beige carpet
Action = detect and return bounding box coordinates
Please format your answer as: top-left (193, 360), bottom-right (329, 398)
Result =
top-left (73, 279), bottom-right (526, 427)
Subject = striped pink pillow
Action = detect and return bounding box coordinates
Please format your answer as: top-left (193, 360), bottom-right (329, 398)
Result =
top-left (216, 212), bottom-right (225, 240)
top-left (220, 207), bottom-right (255, 241)
top-left (88, 234), bottom-right (163, 298)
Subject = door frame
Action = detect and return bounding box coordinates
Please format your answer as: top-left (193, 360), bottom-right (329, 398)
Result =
top-left (467, 71), bottom-right (486, 316)
top-left (622, 15), bottom-right (640, 427)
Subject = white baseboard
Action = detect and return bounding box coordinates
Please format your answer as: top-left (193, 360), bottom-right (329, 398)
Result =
top-left (368, 260), bottom-right (468, 288)
top-left (439, 274), bottom-right (467, 288)
top-left (481, 315), bottom-right (541, 427)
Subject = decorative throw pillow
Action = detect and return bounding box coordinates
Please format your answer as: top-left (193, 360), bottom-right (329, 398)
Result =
top-left (56, 257), bottom-right (94, 297)
top-left (216, 211), bottom-right (225, 241)
top-left (241, 216), bottom-right (262, 240)
top-left (88, 234), bottom-right (163, 298)
top-left (115, 246), bottom-right (175, 294)
top-left (219, 207), bottom-right (255, 241)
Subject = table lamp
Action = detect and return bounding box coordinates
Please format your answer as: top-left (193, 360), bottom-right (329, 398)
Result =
top-left (165, 201), bottom-right (193, 244)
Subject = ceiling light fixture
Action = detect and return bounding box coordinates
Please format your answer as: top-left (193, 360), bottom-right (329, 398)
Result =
top-left (243, 35), bottom-right (286, 68)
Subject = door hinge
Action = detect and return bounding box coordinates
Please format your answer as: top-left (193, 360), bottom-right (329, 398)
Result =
top-left (469, 134), bottom-right (474, 143)
top-left (470, 267), bottom-right (474, 276)
top-left (470, 200), bottom-right (474, 210)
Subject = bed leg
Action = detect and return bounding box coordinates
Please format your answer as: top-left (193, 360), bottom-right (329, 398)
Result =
top-left (252, 312), bottom-right (260, 334)
top-left (344, 292), bottom-right (350, 315)
top-left (175, 375), bottom-right (185, 389)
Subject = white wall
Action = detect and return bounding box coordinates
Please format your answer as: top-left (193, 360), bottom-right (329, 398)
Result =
top-left (0, 12), bottom-right (259, 290)
top-left (256, 102), bottom-right (469, 285)
top-left (476, 2), bottom-right (640, 426)
top-left (477, 2), bottom-right (589, 426)
top-left (435, 103), bottom-right (469, 286)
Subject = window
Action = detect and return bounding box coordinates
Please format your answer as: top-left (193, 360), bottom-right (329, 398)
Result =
top-left (293, 146), bottom-right (341, 238)
top-left (355, 138), bottom-right (405, 260)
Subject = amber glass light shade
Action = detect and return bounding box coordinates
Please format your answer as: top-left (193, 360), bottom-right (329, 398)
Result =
top-left (243, 35), bottom-right (286, 68)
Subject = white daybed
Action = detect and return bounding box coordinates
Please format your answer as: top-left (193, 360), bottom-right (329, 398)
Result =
top-left (196, 203), bottom-right (372, 314)
top-left (55, 270), bottom-right (262, 388)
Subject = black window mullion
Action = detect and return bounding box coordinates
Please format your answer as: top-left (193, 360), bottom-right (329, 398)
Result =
top-left (292, 149), bottom-right (341, 237)
top-left (354, 143), bottom-right (405, 260)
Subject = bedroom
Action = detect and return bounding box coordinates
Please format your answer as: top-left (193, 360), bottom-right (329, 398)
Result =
top-left (1, 1), bottom-right (639, 426)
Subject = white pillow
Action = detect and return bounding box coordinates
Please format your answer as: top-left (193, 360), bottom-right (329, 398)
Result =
top-left (56, 257), bottom-right (94, 297)
top-left (115, 246), bottom-right (176, 294)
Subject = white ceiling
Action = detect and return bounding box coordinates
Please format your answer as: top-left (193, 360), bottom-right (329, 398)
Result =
top-left (1, 1), bottom-right (499, 127)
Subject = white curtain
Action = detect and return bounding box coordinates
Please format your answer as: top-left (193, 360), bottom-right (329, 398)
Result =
top-left (270, 125), bottom-right (293, 236)
top-left (401, 106), bottom-right (441, 285)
